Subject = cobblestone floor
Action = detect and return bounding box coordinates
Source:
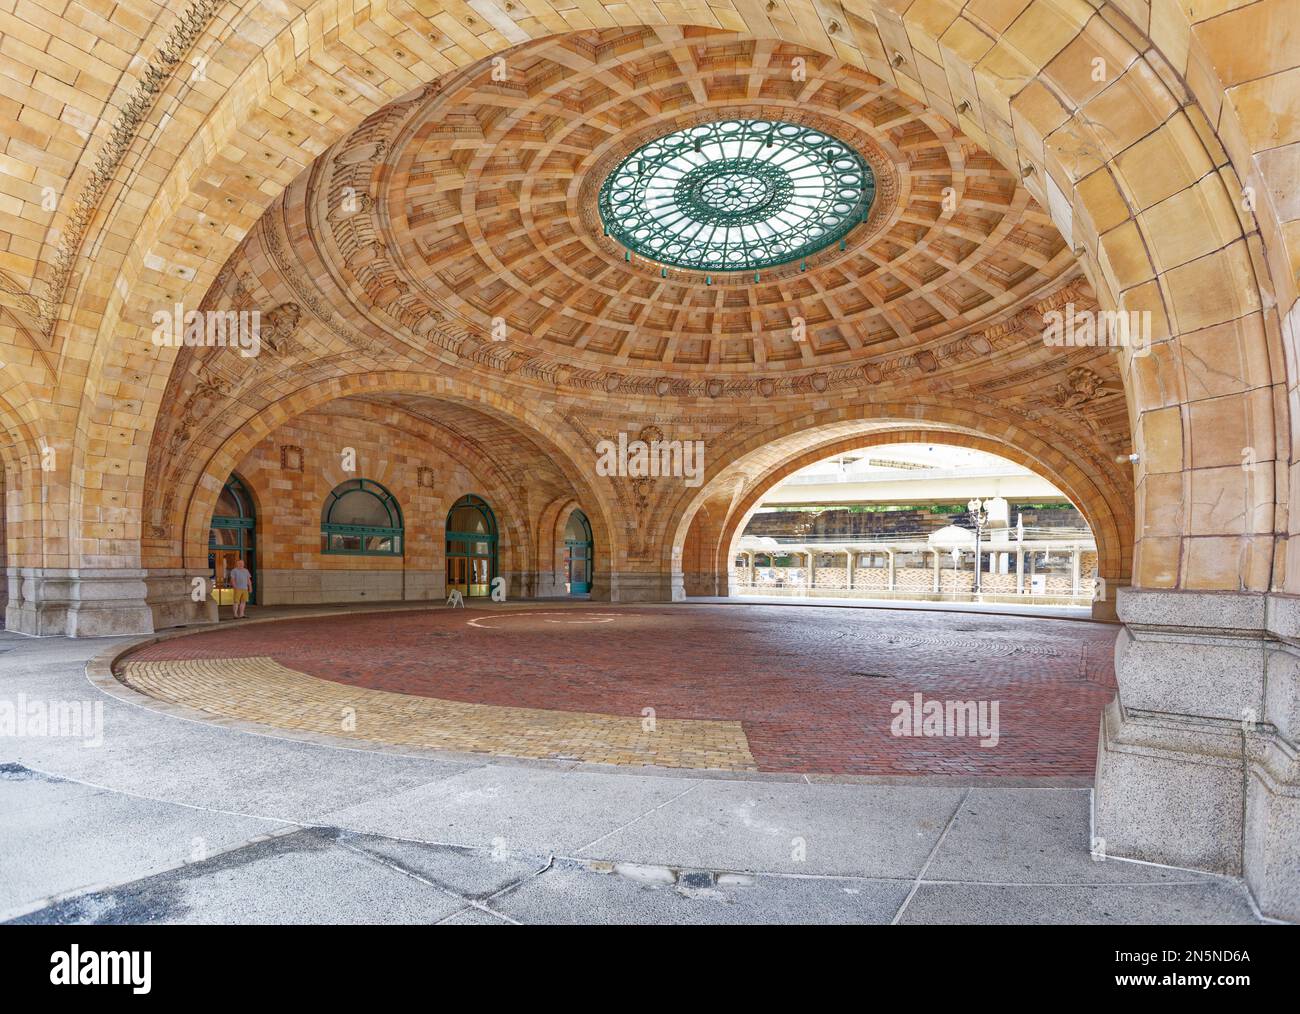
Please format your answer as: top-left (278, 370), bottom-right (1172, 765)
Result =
top-left (122, 604), bottom-right (1118, 777)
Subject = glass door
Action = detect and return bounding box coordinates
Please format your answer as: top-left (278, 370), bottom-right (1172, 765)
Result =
top-left (209, 475), bottom-right (255, 604)
top-left (445, 495), bottom-right (498, 598)
top-left (446, 555), bottom-right (468, 597)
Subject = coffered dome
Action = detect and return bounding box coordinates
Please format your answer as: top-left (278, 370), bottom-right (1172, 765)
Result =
top-left (287, 26), bottom-right (1076, 379)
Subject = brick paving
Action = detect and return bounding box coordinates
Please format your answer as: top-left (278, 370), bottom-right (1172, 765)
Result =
top-left (123, 604), bottom-right (1118, 777)
top-left (122, 656), bottom-right (755, 770)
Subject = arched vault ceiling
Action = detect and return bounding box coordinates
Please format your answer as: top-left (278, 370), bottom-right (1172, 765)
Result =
top-left (145, 27), bottom-right (1132, 548)
top-left (339, 393), bottom-right (576, 503)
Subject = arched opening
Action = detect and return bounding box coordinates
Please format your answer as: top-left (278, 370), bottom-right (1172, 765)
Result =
top-left (564, 510), bottom-right (594, 595)
top-left (208, 474), bottom-right (257, 606)
top-left (670, 417), bottom-right (1129, 621)
top-left (321, 478), bottom-right (404, 556)
top-left (731, 444), bottom-right (1100, 611)
top-left (445, 495), bottom-right (498, 599)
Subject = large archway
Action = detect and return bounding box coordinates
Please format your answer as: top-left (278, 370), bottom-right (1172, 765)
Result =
top-left (666, 407), bottom-right (1131, 612)
top-left (691, 428), bottom-right (1118, 611)
top-left (29, 8), bottom-right (1279, 607)
top-left (161, 380), bottom-right (621, 620)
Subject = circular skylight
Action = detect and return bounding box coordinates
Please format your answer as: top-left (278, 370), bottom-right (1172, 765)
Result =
top-left (598, 119), bottom-right (875, 273)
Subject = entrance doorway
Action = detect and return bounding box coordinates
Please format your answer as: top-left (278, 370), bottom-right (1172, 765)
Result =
top-left (445, 494), bottom-right (497, 598)
top-left (564, 510), bottom-right (593, 594)
top-left (209, 474), bottom-right (256, 604)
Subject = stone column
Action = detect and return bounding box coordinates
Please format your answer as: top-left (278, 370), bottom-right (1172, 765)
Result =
top-left (931, 548), bottom-right (940, 593)
top-left (1015, 545), bottom-right (1024, 593)
top-left (1095, 589), bottom-right (1299, 921)
top-left (845, 550), bottom-right (852, 590)
top-left (145, 568), bottom-right (219, 629)
top-left (1071, 545), bottom-right (1081, 597)
top-left (887, 550), bottom-right (896, 592)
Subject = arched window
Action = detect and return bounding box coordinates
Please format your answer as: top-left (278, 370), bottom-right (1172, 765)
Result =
top-left (322, 479), bottom-right (403, 555)
top-left (445, 494), bottom-right (497, 597)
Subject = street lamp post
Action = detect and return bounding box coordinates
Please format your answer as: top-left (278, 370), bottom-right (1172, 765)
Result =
top-left (967, 497), bottom-right (989, 595)
top-left (1015, 513), bottom-right (1025, 595)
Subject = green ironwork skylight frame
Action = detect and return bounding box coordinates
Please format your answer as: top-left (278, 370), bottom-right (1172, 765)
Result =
top-left (598, 119), bottom-right (876, 273)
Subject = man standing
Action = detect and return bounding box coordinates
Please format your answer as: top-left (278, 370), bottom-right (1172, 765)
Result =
top-left (229, 558), bottom-right (253, 619)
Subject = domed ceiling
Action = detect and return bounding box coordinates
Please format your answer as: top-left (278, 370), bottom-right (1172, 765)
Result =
top-left (307, 25), bottom-right (1076, 376)
top-left (147, 26), bottom-right (1131, 547)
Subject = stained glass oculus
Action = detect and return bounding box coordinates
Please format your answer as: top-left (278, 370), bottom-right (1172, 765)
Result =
top-left (598, 120), bottom-right (875, 272)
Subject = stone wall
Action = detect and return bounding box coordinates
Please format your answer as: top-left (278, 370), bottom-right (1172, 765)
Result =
top-left (228, 407), bottom-right (504, 608)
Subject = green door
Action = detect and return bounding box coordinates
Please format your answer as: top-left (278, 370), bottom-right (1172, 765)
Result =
top-left (564, 510), bottom-right (593, 594)
top-left (446, 494), bottom-right (498, 597)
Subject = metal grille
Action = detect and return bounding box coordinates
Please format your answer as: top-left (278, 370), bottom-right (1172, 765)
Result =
top-left (598, 119), bottom-right (875, 272)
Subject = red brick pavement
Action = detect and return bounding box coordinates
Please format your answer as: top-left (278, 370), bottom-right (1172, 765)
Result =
top-left (128, 605), bottom-right (1118, 777)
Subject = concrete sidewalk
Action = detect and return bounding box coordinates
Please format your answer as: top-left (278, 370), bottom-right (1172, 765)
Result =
top-left (0, 627), bottom-right (1272, 924)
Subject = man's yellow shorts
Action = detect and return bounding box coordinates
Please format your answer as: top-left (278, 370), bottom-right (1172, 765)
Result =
top-left (232, 589), bottom-right (249, 604)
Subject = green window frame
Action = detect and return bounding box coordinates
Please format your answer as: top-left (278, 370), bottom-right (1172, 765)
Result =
top-left (321, 478), bottom-right (404, 556)
top-left (445, 494), bottom-right (498, 597)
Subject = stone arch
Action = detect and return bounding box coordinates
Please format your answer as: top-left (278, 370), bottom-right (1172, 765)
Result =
top-left (43, 3), bottom-right (1280, 600)
top-left (300, 398), bottom-right (537, 599)
top-left (174, 372), bottom-right (620, 600)
top-left (535, 497), bottom-right (577, 599)
top-left (679, 426), bottom-right (1126, 614)
top-left (663, 398), bottom-right (1130, 593)
top-left (0, 392), bottom-right (51, 576)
